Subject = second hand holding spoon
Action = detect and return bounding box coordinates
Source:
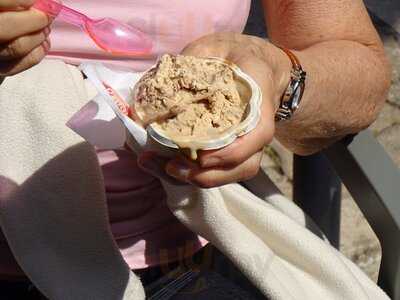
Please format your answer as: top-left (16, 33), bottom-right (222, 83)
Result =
top-left (33, 0), bottom-right (153, 55)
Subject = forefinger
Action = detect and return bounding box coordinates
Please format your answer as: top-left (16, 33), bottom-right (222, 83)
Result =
top-left (198, 112), bottom-right (274, 168)
top-left (0, 0), bottom-right (35, 10)
top-left (0, 9), bottom-right (50, 42)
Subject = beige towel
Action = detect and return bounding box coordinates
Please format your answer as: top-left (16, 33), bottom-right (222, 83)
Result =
top-left (0, 60), bottom-right (144, 299)
top-left (163, 181), bottom-right (387, 299)
top-left (0, 59), bottom-right (389, 300)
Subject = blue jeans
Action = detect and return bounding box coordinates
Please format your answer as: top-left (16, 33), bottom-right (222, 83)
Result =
top-left (141, 245), bottom-right (266, 299)
top-left (1, 245), bottom-right (266, 299)
top-left (0, 280), bottom-right (46, 300)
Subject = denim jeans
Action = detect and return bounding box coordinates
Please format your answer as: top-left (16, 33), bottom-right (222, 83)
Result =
top-left (1, 245), bottom-right (266, 299)
top-left (142, 245), bottom-right (266, 300)
top-left (0, 280), bottom-right (46, 300)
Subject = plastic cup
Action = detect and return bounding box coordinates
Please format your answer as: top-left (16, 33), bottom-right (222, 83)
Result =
top-left (130, 57), bottom-right (262, 160)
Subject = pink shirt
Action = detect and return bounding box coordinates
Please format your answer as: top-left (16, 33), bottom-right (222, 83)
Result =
top-left (48, 0), bottom-right (251, 71)
top-left (0, 0), bottom-right (251, 277)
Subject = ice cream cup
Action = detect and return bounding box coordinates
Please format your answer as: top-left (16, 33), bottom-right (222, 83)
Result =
top-left (130, 57), bottom-right (262, 160)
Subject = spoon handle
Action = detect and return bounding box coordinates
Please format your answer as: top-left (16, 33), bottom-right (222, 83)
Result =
top-left (33, 0), bottom-right (88, 28)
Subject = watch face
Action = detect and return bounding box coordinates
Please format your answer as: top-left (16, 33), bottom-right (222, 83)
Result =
top-left (277, 68), bottom-right (306, 121)
top-left (290, 80), bottom-right (304, 110)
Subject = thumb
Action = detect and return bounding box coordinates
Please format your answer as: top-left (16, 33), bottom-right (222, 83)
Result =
top-left (137, 151), bottom-right (186, 185)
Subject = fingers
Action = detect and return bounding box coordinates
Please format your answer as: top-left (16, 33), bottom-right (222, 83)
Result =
top-left (0, 0), bottom-right (35, 10)
top-left (137, 151), bottom-right (187, 186)
top-left (0, 27), bottom-right (50, 60)
top-left (198, 116), bottom-right (274, 168)
top-left (0, 42), bottom-right (49, 76)
top-left (0, 2), bottom-right (52, 76)
top-left (139, 150), bottom-right (263, 188)
top-left (0, 9), bottom-right (50, 42)
top-left (166, 152), bottom-right (263, 188)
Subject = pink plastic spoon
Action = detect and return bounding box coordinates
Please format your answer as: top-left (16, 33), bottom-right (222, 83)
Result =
top-left (33, 0), bottom-right (152, 55)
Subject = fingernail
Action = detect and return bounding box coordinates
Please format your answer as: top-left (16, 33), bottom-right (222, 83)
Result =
top-left (43, 27), bottom-right (51, 37)
top-left (201, 156), bottom-right (221, 168)
top-left (42, 38), bottom-right (50, 52)
top-left (139, 155), bottom-right (168, 177)
top-left (18, 0), bottom-right (35, 8)
top-left (166, 160), bottom-right (191, 182)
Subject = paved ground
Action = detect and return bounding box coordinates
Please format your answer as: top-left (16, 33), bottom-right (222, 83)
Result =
top-left (260, 16), bottom-right (400, 282)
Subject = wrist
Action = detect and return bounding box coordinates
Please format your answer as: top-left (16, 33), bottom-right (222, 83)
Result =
top-left (274, 47), bottom-right (307, 122)
top-left (263, 42), bottom-right (293, 111)
top-left (276, 51), bottom-right (293, 111)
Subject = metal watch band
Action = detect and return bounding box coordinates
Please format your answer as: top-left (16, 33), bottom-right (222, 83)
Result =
top-left (275, 47), bottom-right (306, 122)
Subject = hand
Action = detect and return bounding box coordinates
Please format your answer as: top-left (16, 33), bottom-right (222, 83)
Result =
top-left (139, 33), bottom-right (291, 188)
top-left (0, 0), bottom-right (52, 77)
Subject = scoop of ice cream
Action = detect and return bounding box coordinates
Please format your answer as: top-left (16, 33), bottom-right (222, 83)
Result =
top-left (133, 54), bottom-right (248, 140)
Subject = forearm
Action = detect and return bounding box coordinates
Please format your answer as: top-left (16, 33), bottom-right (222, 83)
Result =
top-left (276, 40), bottom-right (391, 155)
top-left (262, 0), bottom-right (391, 155)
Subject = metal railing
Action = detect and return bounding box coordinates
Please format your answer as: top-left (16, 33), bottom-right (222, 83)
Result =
top-left (294, 131), bottom-right (400, 299)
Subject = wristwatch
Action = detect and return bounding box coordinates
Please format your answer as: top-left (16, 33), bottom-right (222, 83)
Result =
top-left (275, 47), bottom-right (306, 122)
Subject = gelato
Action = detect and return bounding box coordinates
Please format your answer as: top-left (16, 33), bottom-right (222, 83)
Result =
top-left (134, 54), bottom-right (249, 141)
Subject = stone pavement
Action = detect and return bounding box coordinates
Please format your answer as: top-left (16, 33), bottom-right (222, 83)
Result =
top-left (261, 16), bottom-right (400, 282)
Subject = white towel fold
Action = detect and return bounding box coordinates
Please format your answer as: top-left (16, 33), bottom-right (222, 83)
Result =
top-left (0, 60), bottom-right (144, 300)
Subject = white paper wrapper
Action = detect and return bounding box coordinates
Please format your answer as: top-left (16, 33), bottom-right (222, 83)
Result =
top-left (67, 63), bottom-right (148, 153)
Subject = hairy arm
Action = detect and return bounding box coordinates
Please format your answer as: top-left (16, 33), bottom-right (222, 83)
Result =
top-left (263, 0), bottom-right (391, 154)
